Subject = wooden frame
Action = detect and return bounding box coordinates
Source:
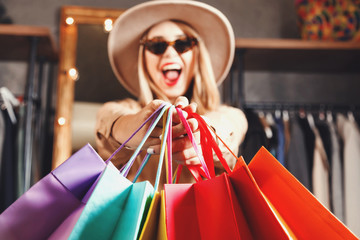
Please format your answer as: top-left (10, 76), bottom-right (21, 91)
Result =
top-left (52, 6), bottom-right (125, 168)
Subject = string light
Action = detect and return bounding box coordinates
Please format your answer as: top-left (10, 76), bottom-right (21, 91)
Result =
top-left (68, 68), bottom-right (79, 81)
top-left (65, 17), bottom-right (75, 25)
top-left (104, 18), bottom-right (113, 32)
top-left (57, 117), bottom-right (66, 126)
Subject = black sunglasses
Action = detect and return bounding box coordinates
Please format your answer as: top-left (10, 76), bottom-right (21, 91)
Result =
top-left (141, 37), bottom-right (198, 55)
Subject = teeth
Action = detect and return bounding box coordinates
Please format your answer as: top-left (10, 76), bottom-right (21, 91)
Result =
top-left (162, 63), bottom-right (181, 71)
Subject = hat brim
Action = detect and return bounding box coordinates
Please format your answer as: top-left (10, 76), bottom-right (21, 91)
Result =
top-left (108, 0), bottom-right (235, 98)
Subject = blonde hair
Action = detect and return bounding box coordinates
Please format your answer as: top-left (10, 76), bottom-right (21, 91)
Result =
top-left (138, 21), bottom-right (220, 114)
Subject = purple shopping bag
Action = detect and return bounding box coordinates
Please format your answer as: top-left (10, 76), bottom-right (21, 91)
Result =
top-left (0, 144), bottom-right (106, 240)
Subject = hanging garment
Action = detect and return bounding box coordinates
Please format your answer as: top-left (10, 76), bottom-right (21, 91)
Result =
top-left (298, 115), bottom-right (315, 191)
top-left (240, 109), bottom-right (267, 164)
top-left (275, 114), bottom-right (285, 166)
top-left (327, 119), bottom-right (344, 223)
top-left (337, 113), bottom-right (360, 236)
top-left (258, 112), bottom-right (278, 157)
top-left (283, 111), bottom-right (291, 160)
top-left (0, 109), bottom-right (5, 185)
top-left (308, 114), bottom-right (330, 210)
top-left (316, 119), bottom-right (332, 168)
top-left (285, 115), bottom-right (312, 191)
top-left (16, 105), bottom-right (25, 197)
top-left (0, 109), bottom-right (18, 212)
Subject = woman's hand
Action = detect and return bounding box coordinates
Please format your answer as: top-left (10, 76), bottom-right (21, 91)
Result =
top-left (148, 96), bottom-right (202, 166)
top-left (111, 99), bottom-right (166, 149)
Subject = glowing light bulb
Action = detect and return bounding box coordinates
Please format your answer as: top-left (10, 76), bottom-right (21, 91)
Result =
top-left (104, 18), bottom-right (113, 32)
top-left (65, 17), bottom-right (75, 25)
top-left (68, 68), bottom-right (79, 81)
top-left (58, 117), bottom-right (66, 126)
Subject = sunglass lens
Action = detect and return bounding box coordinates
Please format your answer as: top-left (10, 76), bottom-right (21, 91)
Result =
top-left (147, 41), bottom-right (168, 55)
top-left (174, 39), bottom-right (193, 53)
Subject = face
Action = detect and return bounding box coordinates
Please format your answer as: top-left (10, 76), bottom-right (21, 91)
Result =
top-left (144, 21), bottom-right (197, 102)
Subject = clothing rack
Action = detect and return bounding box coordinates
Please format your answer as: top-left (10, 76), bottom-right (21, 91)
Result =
top-left (0, 24), bottom-right (58, 193)
top-left (242, 102), bottom-right (360, 113)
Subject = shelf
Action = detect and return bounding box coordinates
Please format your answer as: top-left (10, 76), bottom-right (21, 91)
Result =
top-left (0, 24), bottom-right (58, 62)
top-left (235, 38), bottom-right (360, 73)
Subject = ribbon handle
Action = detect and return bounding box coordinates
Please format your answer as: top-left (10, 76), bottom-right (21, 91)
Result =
top-left (121, 103), bottom-right (171, 177)
top-left (176, 108), bottom-right (212, 180)
top-left (186, 110), bottom-right (233, 174)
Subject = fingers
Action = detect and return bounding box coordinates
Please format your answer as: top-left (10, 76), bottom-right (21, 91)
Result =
top-left (147, 131), bottom-right (202, 167)
top-left (174, 96), bottom-right (189, 107)
top-left (171, 118), bottom-right (199, 139)
top-left (172, 96), bottom-right (197, 123)
top-left (173, 148), bottom-right (201, 165)
top-left (183, 102), bottom-right (197, 114)
top-left (139, 98), bottom-right (200, 153)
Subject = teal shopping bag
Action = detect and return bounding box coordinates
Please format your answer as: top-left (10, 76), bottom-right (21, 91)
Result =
top-left (68, 104), bottom-right (173, 240)
top-left (68, 162), bottom-right (153, 240)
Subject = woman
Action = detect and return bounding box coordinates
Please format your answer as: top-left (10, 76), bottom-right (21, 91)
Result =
top-left (95, 0), bottom-right (248, 185)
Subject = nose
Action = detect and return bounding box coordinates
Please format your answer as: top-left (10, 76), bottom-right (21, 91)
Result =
top-left (162, 44), bottom-right (178, 57)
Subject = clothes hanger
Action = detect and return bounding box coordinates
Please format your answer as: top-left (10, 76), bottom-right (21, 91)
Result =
top-left (282, 109), bottom-right (289, 122)
top-left (326, 110), bottom-right (333, 123)
top-left (347, 110), bottom-right (355, 123)
top-left (257, 110), bottom-right (273, 139)
top-left (275, 108), bottom-right (282, 120)
top-left (266, 111), bottom-right (275, 126)
top-left (0, 87), bottom-right (20, 124)
top-left (318, 108), bottom-right (326, 121)
top-left (307, 111), bottom-right (316, 129)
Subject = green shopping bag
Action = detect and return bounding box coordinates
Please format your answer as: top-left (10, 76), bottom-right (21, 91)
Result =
top-left (68, 103), bottom-right (173, 240)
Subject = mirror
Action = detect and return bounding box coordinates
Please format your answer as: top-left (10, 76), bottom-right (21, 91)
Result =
top-left (52, 6), bottom-right (129, 168)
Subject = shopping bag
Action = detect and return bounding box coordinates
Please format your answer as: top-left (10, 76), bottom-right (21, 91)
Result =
top-left (185, 110), bottom-right (356, 239)
top-left (67, 162), bottom-right (153, 240)
top-left (49, 103), bottom-right (169, 239)
top-left (248, 147), bottom-right (358, 240)
top-left (68, 103), bottom-right (174, 240)
top-left (166, 174), bottom-right (256, 240)
top-left (165, 109), bottom-right (293, 240)
top-left (139, 105), bottom-right (178, 240)
top-left (0, 144), bottom-right (106, 240)
top-left (139, 191), bottom-right (162, 240)
top-left (164, 109), bottom-right (255, 240)
top-left (228, 157), bottom-right (295, 239)
top-left (139, 190), bottom-right (168, 240)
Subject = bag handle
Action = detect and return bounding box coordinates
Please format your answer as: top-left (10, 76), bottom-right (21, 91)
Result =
top-left (153, 105), bottom-right (174, 190)
top-left (186, 110), bottom-right (235, 174)
top-left (133, 105), bottom-right (174, 191)
top-left (120, 104), bottom-right (170, 176)
top-left (104, 102), bottom-right (171, 188)
top-left (165, 107), bottom-right (174, 184)
top-left (122, 108), bottom-right (163, 177)
top-left (105, 102), bottom-right (168, 164)
top-left (176, 107), bottom-right (212, 180)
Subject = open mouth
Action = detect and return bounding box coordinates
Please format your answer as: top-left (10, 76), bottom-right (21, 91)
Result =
top-left (162, 63), bottom-right (182, 86)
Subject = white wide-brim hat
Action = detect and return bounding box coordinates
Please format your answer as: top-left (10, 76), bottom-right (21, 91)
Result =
top-left (108, 0), bottom-right (235, 98)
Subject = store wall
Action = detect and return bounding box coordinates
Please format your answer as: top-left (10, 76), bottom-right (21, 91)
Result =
top-left (1, 0), bottom-right (359, 105)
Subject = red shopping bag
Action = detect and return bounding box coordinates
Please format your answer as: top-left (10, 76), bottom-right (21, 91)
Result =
top-left (248, 147), bottom-right (358, 240)
top-left (165, 174), bottom-right (253, 240)
top-left (164, 109), bottom-right (291, 240)
top-left (190, 110), bottom-right (357, 239)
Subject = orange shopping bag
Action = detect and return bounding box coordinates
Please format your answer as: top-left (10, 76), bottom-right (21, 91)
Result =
top-left (248, 147), bottom-right (358, 239)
